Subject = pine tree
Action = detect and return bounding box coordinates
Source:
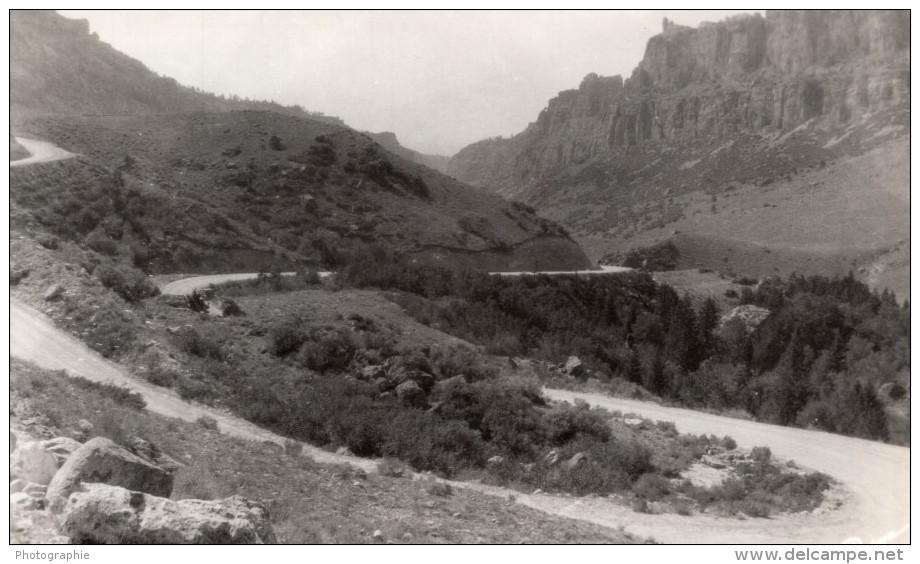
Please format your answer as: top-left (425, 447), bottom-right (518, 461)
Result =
top-left (698, 297), bottom-right (720, 360)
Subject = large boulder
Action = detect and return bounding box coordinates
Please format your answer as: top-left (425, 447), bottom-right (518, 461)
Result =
top-left (61, 483), bottom-right (277, 544)
top-left (10, 441), bottom-right (60, 485)
top-left (46, 437), bottom-right (174, 513)
top-left (564, 356), bottom-right (585, 377)
top-left (391, 369), bottom-right (436, 393)
top-left (395, 380), bottom-right (428, 409)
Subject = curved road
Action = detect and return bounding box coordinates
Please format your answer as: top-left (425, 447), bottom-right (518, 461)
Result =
top-left (9, 297), bottom-right (909, 543)
top-left (8, 140), bottom-right (909, 543)
top-left (10, 137), bottom-right (76, 167)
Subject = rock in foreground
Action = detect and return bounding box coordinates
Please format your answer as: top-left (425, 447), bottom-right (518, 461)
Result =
top-left (62, 483), bottom-right (277, 544)
top-left (46, 437), bottom-right (174, 512)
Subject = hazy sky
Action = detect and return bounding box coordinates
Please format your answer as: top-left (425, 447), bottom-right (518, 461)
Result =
top-left (60, 10), bottom-right (758, 155)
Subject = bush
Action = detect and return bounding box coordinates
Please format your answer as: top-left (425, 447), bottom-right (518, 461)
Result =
top-left (96, 263), bottom-right (160, 302)
top-left (425, 480), bottom-right (453, 497)
top-left (283, 439), bottom-right (304, 457)
top-left (751, 446), bottom-right (772, 463)
top-left (172, 327), bottom-right (223, 360)
top-left (377, 458), bottom-right (408, 478)
top-left (722, 436), bottom-right (738, 450)
top-left (144, 366), bottom-right (178, 387)
top-left (270, 320), bottom-right (306, 356)
top-left (85, 231), bottom-right (119, 256)
top-left (220, 298), bottom-right (244, 317)
top-left (297, 327), bottom-right (356, 371)
top-left (632, 473), bottom-right (671, 501)
top-left (196, 415), bottom-right (219, 430)
top-left (187, 290), bottom-right (208, 313)
top-left (543, 407), bottom-right (612, 445)
top-left (70, 376), bottom-right (146, 410)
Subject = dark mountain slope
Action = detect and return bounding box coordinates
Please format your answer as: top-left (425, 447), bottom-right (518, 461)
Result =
top-left (10, 10), bottom-right (590, 273)
top-left (12, 111), bottom-right (589, 273)
top-left (10, 10), bottom-right (343, 126)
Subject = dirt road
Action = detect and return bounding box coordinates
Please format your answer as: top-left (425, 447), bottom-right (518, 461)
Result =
top-left (9, 299), bottom-right (910, 543)
top-left (491, 265), bottom-right (632, 276)
top-left (541, 389), bottom-right (910, 543)
top-left (156, 271), bottom-right (333, 295)
top-left (10, 137), bottom-right (76, 167)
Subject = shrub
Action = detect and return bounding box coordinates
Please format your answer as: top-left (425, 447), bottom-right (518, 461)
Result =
top-left (425, 480), bottom-right (453, 497)
top-left (377, 458), bottom-right (408, 478)
top-left (69, 376), bottom-right (146, 410)
top-left (543, 407), bottom-right (612, 445)
top-left (187, 290), bottom-right (208, 313)
top-left (268, 135), bottom-right (285, 151)
top-left (172, 327), bottom-right (223, 360)
top-left (270, 320), bottom-right (306, 356)
top-left (85, 231), bottom-right (119, 256)
top-left (196, 415), bottom-right (219, 430)
top-left (283, 439), bottom-right (304, 457)
top-left (722, 436), bottom-right (738, 450)
top-left (297, 327), bottom-right (356, 371)
top-left (220, 298), bottom-right (244, 317)
top-left (751, 446), bottom-right (772, 463)
top-left (96, 263), bottom-right (160, 302)
top-left (632, 473), bottom-right (671, 501)
top-left (176, 376), bottom-right (213, 402)
top-left (144, 366), bottom-right (179, 387)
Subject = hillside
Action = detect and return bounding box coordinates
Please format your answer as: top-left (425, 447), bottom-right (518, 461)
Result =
top-left (9, 10), bottom-right (344, 127)
top-left (446, 10), bottom-right (909, 296)
top-left (12, 111), bottom-right (590, 273)
top-left (9, 9), bottom-right (590, 274)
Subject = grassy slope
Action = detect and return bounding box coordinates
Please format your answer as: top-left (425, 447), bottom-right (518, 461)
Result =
top-left (585, 135), bottom-right (909, 299)
top-left (14, 111), bottom-right (589, 273)
top-left (10, 359), bottom-right (638, 544)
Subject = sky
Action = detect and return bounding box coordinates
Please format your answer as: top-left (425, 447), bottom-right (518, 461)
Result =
top-left (60, 10), bottom-right (758, 156)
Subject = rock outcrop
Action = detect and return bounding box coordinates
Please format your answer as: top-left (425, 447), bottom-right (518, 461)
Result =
top-left (61, 483), bottom-right (277, 544)
top-left (447, 10), bottom-right (910, 196)
top-left (46, 437), bottom-right (175, 512)
top-left (10, 441), bottom-right (60, 485)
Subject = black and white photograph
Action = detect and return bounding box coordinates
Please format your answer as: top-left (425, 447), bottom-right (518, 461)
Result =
top-left (7, 7), bottom-right (911, 549)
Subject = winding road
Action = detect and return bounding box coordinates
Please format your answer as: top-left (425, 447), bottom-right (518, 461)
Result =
top-left (8, 139), bottom-right (910, 543)
top-left (10, 136), bottom-right (76, 167)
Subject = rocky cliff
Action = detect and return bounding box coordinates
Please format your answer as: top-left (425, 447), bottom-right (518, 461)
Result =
top-left (447, 10), bottom-right (910, 196)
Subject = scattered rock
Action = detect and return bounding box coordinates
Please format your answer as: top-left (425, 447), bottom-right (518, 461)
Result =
top-left (359, 365), bottom-right (386, 381)
top-left (335, 446), bottom-right (354, 457)
top-left (46, 437), bottom-right (175, 513)
top-left (564, 355), bottom-right (585, 376)
top-left (372, 529), bottom-right (384, 541)
top-left (10, 491), bottom-right (42, 511)
top-left (532, 489), bottom-right (543, 495)
top-left (720, 305), bottom-right (772, 334)
top-left (566, 452), bottom-right (589, 469)
top-left (40, 437), bottom-right (83, 467)
top-left (43, 284), bottom-right (64, 301)
top-left (487, 455), bottom-right (505, 465)
top-left (374, 377), bottom-right (396, 393)
top-left (623, 417), bottom-right (644, 428)
top-left (11, 441), bottom-right (60, 485)
top-left (24, 483), bottom-right (48, 498)
top-left (61, 483), bottom-right (277, 544)
top-left (395, 380), bottom-right (428, 408)
top-left (701, 455), bottom-right (727, 469)
top-left (74, 419), bottom-right (94, 441)
top-left (544, 450), bottom-right (560, 466)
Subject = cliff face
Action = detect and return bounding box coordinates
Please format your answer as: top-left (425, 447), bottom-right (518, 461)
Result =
top-left (447, 10), bottom-right (910, 195)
